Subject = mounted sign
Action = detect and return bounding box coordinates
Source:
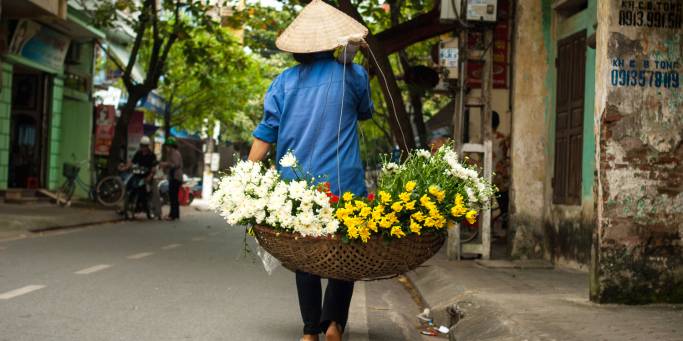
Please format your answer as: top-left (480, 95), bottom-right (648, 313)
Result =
top-left (9, 20), bottom-right (71, 71)
top-left (439, 38), bottom-right (459, 80)
top-left (466, 0), bottom-right (498, 22)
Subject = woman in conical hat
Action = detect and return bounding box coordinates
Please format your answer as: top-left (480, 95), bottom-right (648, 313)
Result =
top-left (247, 1), bottom-right (373, 340)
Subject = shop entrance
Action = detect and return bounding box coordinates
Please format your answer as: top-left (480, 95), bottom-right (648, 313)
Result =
top-left (8, 67), bottom-right (51, 189)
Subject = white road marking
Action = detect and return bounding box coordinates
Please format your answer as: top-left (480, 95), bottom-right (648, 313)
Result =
top-left (127, 252), bottom-right (154, 260)
top-left (161, 243), bottom-right (181, 250)
top-left (191, 237), bottom-right (205, 241)
top-left (347, 281), bottom-right (370, 341)
top-left (0, 285), bottom-right (46, 300)
top-left (74, 264), bottom-right (112, 274)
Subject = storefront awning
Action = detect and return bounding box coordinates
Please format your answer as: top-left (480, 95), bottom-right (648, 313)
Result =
top-left (107, 42), bottom-right (144, 84)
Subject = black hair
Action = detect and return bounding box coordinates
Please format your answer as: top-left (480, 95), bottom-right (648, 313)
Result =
top-left (492, 111), bottom-right (500, 130)
top-left (293, 53), bottom-right (317, 64)
top-left (292, 51), bottom-right (334, 64)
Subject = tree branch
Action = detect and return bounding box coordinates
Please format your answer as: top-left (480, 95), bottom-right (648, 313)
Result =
top-left (124, 0), bottom-right (152, 90)
top-left (375, 8), bottom-right (460, 55)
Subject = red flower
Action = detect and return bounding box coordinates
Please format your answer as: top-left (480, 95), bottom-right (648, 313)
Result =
top-left (330, 195), bottom-right (340, 204)
top-left (367, 193), bottom-right (376, 201)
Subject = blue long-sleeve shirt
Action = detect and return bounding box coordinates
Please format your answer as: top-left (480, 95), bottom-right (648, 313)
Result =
top-left (253, 53), bottom-right (374, 196)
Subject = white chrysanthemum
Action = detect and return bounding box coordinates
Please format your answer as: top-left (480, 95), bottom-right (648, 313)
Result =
top-left (383, 162), bottom-right (400, 173)
top-left (416, 149), bottom-right (431, 159)
top-left (279, 151), bottom-right (298, 168)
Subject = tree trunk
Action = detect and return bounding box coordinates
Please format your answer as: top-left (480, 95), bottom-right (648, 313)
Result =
top-left (337, 0), bottom-right (416, 152)
top-left (106, 91), bottom-right (145, 175)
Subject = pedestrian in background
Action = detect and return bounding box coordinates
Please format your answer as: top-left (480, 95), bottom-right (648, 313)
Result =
top-left (160, 137), bottom-right (183, 221)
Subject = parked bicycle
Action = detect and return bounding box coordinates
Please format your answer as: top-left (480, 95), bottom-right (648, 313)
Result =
top-left (55, 158), bottom-right (125, 207)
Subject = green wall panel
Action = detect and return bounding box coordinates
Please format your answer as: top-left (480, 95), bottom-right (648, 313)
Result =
top-left (60, 97), bottom-right (93, 198)
top-left (0, 62), bottom-right (12, 190)
top-left (48, 78), bottom-right (64, 190)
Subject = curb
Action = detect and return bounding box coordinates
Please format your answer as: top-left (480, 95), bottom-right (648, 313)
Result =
top-left (404, 263), bottom-right (527, 341)
top-left (28, 218), bottom-right (125, 233)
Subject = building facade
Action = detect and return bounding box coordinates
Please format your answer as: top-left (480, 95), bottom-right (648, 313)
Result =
top-left (1, 0), bottom-right (103, 198)
top-left (510, 0), bottom-right (681, 303)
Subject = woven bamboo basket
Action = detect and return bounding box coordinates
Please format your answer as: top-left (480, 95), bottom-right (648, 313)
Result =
top-left (253, 225), bottom-right (445, 281)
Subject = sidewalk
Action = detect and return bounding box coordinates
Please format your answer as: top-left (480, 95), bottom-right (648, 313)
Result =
top-left (407, 250), bottom-right (683, 341)
top-left (0, 203), bottom-right (123, 241)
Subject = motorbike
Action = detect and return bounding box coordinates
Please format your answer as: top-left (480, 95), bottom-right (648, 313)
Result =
top-left (122, 165), bottom-right (154, 220)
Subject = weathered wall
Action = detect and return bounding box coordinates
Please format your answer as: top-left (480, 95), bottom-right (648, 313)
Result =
top-left (593, 0), bottom-right (683, 303)
top-left (509, 0), bottom-right (550, 259)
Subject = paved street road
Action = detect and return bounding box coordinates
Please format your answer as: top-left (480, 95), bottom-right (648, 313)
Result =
top-left (0, 209), bottom-right (424, 341)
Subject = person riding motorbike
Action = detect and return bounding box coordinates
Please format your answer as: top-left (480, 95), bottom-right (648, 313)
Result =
top-left (118, 136), bottom-right (158, 217)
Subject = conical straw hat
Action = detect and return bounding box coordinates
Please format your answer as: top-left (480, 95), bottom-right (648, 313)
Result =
top-left (276, 0), bottom-right (369, 53)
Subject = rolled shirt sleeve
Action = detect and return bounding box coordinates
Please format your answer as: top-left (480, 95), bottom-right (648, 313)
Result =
top-left (353, 65), bottom-right (374, 121)
top-left (253, 75), bottom-right (284, 143)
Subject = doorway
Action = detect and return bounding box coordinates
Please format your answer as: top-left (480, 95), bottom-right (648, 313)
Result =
top-left (8, 67), bottom-right (51, 188)
top-left (553, 30), bottom-right (586, 205)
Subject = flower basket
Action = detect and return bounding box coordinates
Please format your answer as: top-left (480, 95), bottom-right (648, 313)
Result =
top-left (252, 225), bottom-right (445, 281)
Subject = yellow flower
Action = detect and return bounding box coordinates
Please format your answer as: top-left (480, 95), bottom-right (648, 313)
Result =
top-left (342, 192), bottom-right (354, 202)
top-left (379, 212), bottom-right (398, 228)
top-left (420, 195), bottom-right (435, 210)
top-left (367, 219), bottom-right (378, 232)
top-left (466, 210), bottom-right (478, 224)
top-left (347, 225), bottom-right (359, 239)
top-left (344, 202), bottom-right (355, 211)
top-left (451, 205), bottom-right (467, 217)
top-left (410, 220), bottom-right (422, 235)
top-left (411, 211), bottom-right (425, 222)
top-left (434, 216), bottom-right (446, 229)
top-left (454, 193), bottom-right (465, 206)
top-left (379, 191), bottom-right (392, 204)
top-left (398, 192), bottom-right (411, 202)
top-left (405, 200), bottom-right (416, 210)
top-left (354, 200), bottom-right (367, 209)
top-left (404, 181), bottom-right (417, 192)
top-left (424, 217), bottom-right (436, 227)
top-left (359, 227), bottom-right (370, 243)
top-left (429, 185), bottom-right (445, 203)
top-left (359, 207), bottom-right (372, 218)
top-left (391, 201), bottom-right (404, 213)
top-left (390, 226), bottom-right (406, 238)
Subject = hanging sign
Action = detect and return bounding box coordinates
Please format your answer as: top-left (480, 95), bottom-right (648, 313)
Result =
top-left (94, 105), bottom-right (116, 156)
top-left (9, 20), bottom-right (70, 71)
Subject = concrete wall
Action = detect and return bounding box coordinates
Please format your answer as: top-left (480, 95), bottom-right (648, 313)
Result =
top-left (593, 0), bottom-right (683, 303)
top-left (509, 0), bottom-right (550, 260)
top-left (0, 62), bottom-right (12, 190)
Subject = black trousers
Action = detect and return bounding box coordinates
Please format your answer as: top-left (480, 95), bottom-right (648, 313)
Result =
top-left (296, 271), bottom-right (354, 335)
top-left (169, 179), bottom-right (181, 219)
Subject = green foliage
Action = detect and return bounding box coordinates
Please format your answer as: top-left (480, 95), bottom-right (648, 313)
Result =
top-left (159, 27), bottom-right (282, 142)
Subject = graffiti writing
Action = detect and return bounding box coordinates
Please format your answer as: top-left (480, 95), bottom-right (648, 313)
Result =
top-left (618, 0), bottom-right (683, 28)
top-left (610, 58), bottom-right (680, 88)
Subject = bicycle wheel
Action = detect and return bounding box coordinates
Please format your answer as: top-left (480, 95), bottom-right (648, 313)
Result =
top-left (56, 180), bottom-right (76, 206)
top-left (96, 176), bottom-right (125, 207)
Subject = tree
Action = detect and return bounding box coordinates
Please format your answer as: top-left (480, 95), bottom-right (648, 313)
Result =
top-left (78, 0), bottom-right (222, 174)
top-left (159, 28), bottom-right (278, 144)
